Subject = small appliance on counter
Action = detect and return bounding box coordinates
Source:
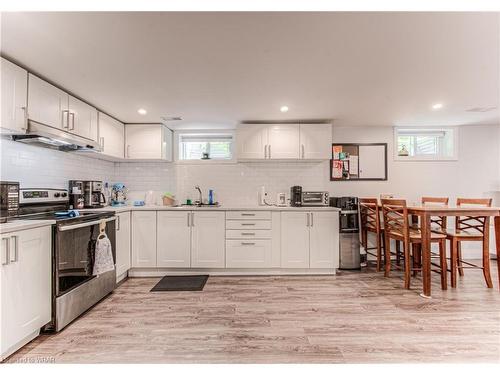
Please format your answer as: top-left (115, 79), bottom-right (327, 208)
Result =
top-left (68, 180), bottom-right (85, 209)
top-left (83, 180), bottom-right (106, 208)
top-left (302, 191), bottom-right (329, 206)
top-left (0, 181), bottom-right (19, 223)
top-left (258, 186), bottom-right (269, 206)
top-left (276, 192), bottom-right (287, 206)
top-left (111, 183), bottom-right (128, 206)
top-left (290, 186), bottom-right (302, 206)
top-left (330, 196), bottom-right (361, 270)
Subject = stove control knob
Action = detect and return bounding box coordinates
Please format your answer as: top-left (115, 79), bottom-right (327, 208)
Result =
top-left (54, 193), bottom-right (60, 198)
top-left (61, 192), bottom-right (68, 198)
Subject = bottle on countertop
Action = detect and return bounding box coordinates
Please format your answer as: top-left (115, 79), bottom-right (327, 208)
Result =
top-left (208, 189), bottom-right (214, 205)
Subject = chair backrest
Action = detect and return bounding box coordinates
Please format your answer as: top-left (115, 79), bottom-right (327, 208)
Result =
top-left (359, 198), bottom-right (381, 233)
top-left (380, 198), bottom-right (409, 242)
top-left (456, 198), bottom-right (492, 234)
top-left (421, 196), bottom-right (449, 230)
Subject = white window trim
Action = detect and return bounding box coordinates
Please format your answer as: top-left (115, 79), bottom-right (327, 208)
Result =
top-left (393, 126), bottom-right (459, 161)
top-left (174, 129), bottom-right (237, 164)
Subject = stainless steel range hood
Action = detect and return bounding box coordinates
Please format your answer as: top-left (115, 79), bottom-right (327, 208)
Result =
top-left (12, 120), bottom-right (100, 152)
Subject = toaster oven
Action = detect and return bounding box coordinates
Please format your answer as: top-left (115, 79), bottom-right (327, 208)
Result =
top-left (301, 191), bottom-right (329, 206)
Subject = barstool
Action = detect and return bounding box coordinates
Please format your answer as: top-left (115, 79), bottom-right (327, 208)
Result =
top-left (359, 198), bottom-right (384, 271)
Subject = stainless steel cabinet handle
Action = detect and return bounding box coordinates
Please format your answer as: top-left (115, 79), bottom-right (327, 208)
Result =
top-left (62, 110), bottom-right (69, 129)
top-left (306, 213), bottom-right (310, 227)
top-left (117, 215), bottom-right (121, 231)
top-left (241, 223), bottom-right (255, 226)
top-left (21, 106), bottom-right (27, 131)
top-left (301, 144), bottom-right (305, 159)
top-left (1, 238), bottom-right (10, 266)
top-left (241, 213), bottom-right (255, 216)
top-left (11, 235), bottom-right (18, 262)
top-left (100, 137), bottom-right (105, 151)
top-left (310, 213), bottom-right (314, 227)
top-left (191, 212), bottom-right (195, 226)
top-left (241, 242), bottom-right (256, 246)
top-left (69, 112), bottom-right (75, 130)
top-left (126, 145), bottom-right (131, 158)
top-left (187, 212), bottom-right (190, 227)
top-left (268, 145), bottom-right (271, 158)
top-left (264, 145), bottom-right (267, 159)
top-left (241, 232), bottom-right (255, 235)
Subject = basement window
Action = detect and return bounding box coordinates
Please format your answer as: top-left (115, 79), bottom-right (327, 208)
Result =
top-left (394, 127), bottom-right (458, 161)
top-left (178, 133), bottom-right (234, 161)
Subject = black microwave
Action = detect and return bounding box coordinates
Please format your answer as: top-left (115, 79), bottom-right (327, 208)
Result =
top-left (0, 181), bottom-right (19, 223)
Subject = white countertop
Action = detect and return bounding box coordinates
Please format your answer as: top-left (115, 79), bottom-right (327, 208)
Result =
top-left (82, 205), bottom-right (341, 213)
top-left (0, 219), bottom-right (56, 234)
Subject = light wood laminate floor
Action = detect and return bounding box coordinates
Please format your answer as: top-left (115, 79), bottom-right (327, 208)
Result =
top-left (5, 264), bottom-right (500, 363)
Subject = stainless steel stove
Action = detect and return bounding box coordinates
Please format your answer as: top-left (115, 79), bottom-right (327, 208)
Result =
top-left (18, 188), bottom-right (117, 332)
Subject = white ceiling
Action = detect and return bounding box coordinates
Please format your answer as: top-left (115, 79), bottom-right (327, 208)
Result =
top-left (1, 12), bottom-right (499, 128)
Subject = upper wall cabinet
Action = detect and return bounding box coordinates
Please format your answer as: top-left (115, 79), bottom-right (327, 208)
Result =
top-left (237, 123), bottom-right (331, 160)
top-left (98, 112), bottom-right (124, 159)
top-left (125, 124), bottom-right (173, 161)
top-left (1, 58), bottom-right (28, 134)
top-left (28, 74), bottom-right (99, 143)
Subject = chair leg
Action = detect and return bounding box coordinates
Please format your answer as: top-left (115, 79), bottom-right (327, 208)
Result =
top-left (450, 238), bottom-right (457, 288)
top-left (403, 240), bottom-right (411, 289)
top-left (376, 231), bottom-right (382, 272)
top-left (457, 241), bottom-right (464, 277)
top-left (412, 243), bottom-right (421, 277)
top-left (396, 241), bottom-right (401, 265)
top-left (384, 232), bottom-right (391, 277)
top-left (482, 237), bottom-right (493, 288)
top-left (411, 243), bottom-right (418, 277)
top-left (439, 240), bottom-right (447, 290)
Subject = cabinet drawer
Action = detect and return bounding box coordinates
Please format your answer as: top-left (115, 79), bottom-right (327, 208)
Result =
top-left (226, 211), bottom-right (271, 220)
top-left (226, 229), bottom-right (271, 239)
top-left (226, 220), bottom-right (271, 230)
top-left (226, 239), bottom-right (272, 268)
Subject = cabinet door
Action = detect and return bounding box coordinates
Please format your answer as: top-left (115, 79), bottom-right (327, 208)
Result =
top-left (68, 95), bottom-right (98, 142)
top-left (309, 212), bottom-right (338, 268)
top-left (98, 112), bottom-right (125, 158)
top-left (125, 124), bottom-right (164, 159)
top-left (226, 239), bottom-right (272, 268)
top-left (268, 124), bottom-right (300, 159)
top-left (28, 74), bottom-right (69, 130)
top-left (131, 211), bottom-right (157, 267)
top-left (236, 124), bottom-right (268, 159)
top-left (157, 211), bottom-right (191, 267)
top-left (115, 212), bottom-right (131, 278)
top-left (191, 211), bottom-right (225, 268)
top-left (1, 58), bottom-right (28, 134)
top-left (299, 124), bottom-right (332, 159)
top-left (1, 227), bottom-right (51, 357)
top-left (163, 127), bottom-right (173, 162)
top-left (280, 212), bottom-right (310, 268)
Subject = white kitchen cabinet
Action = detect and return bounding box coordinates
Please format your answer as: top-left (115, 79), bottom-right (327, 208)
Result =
top-left (157, 211), bottom-right (191, 268)
top-left (236, 124), bottom-right (268, 159)
top-left (125, 124), bottom-right (173, 161)
top-left (309, 211), bottom-right (339, 268)
top-left (191, 211), bottom-right (225, 268)
top-left (28, 73), bottom-right (69, 130)
top-left (98, 112), bottom-right (125, 159)
top-left (299, 124), bottom-right (332, 159)
top-left (68, 95), bottom-right (98, 142)
top-left (1, 226), bottom-right (51, 360)
top-left (267, 124), bottom-right (300, 159)
top-left (281, 211), bottom-right (338, 269)
top-left (115, 212), bottom-right (131, 280)
top-left (1, 58), bottom-right (28, 134)
top-left (131, 211), bottom-right (157, 267)
top-left (226, 239), bottom-right (272, 268)
top-left (281, 212), bottom-right (310, 268)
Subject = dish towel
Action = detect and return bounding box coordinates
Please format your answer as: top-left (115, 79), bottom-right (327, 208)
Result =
top-left (93, 233), bottom-right (115, 276)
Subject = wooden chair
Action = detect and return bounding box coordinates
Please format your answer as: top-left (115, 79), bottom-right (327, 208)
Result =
top-left (381, 198), bottom-right (447, 290)
top-left (359, 198), bottom-right (384, 271)
top-left (447, 198), bottom-right (493, 288)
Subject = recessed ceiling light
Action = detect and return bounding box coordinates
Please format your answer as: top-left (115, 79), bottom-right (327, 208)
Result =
top-left (137, 108), bottom-right (147, 115)
top-left (432, 103), bottom-right (443, 110)
top-left (280, 106), bottom-right (289, 113)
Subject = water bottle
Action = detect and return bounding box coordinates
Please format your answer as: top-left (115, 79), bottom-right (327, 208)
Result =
top-left (208, 189), bottom-right (214, 205)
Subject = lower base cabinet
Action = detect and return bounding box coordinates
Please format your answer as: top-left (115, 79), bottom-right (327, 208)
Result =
top-left (226, 239), bottom-right (272, 268)
top-left (131, 211), bottom-right (157, 267)
top-left (157, 211), bottom-right (191, 267)
top-left (191, 211), bottom-right (225, 268)
top-left (115, 212), bottom-right (131, 280)
top-left (1, 226), bottom-right (51, 360)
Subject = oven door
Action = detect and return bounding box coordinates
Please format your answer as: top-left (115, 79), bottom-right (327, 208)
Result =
top-left (55, 217), bottom-right (116, 297)
top-left (302, 192), bottom-right (327, 206)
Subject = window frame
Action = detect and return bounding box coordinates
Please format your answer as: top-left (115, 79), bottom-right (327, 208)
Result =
top-left (174, 129), bottom-right (237, 164)
top-left (393, 126), bottom-right (459, 161)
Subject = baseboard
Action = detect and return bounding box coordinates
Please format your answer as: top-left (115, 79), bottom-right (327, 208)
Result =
top-left (128, 268), bottom-right (337, 277)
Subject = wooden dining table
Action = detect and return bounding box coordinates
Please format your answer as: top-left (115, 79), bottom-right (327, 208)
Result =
top-left (406, 205), bottom-right (500, 298)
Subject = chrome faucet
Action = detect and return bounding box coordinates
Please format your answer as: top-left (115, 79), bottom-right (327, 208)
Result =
top-left (195, 185), bottom-right (203, 205)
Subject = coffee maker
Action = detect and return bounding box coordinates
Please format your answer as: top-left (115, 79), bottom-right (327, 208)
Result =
top-left (83, 181), bottom-right (106, 208)
top-left (290, 186), bottom-right (302, 207)
top-left (68, 180), bottom-right (85, 209)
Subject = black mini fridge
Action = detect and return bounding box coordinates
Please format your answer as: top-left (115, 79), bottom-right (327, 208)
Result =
top-left (330, 197), bottom-right (361, 270)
